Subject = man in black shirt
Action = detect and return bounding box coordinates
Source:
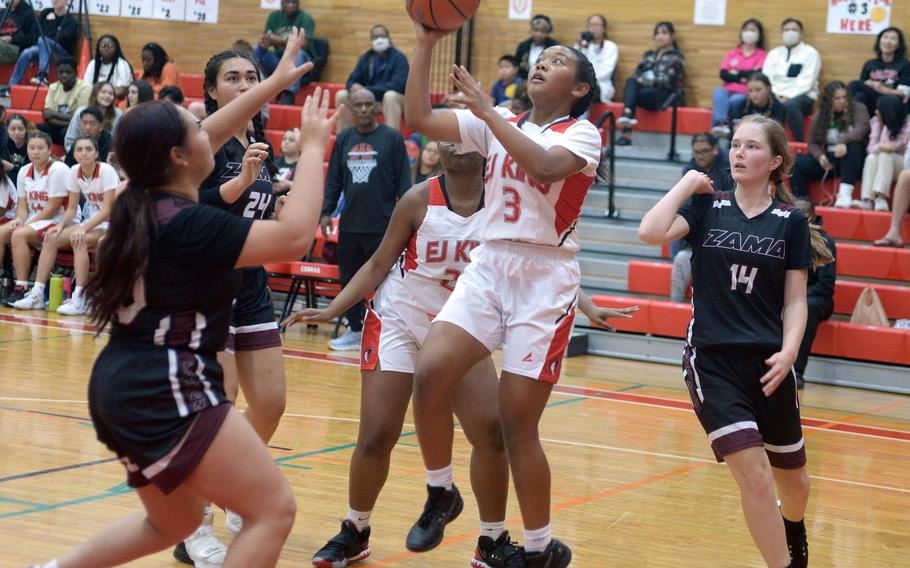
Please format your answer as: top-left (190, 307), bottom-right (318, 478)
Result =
top-left (793, 199), bottom-right (836, 388)
top-left (0, 0), bottom-right (36, 65)
top-left (63, 108), bottom-right (112, 166)
top-left (321, 88), bottom-right (411, 350)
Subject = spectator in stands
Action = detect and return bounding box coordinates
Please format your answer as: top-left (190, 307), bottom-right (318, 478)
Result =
top-left (412, 140), bottom-right (442, 184)
top-left (63, 107), bottom-right (111, 166)
top-left (669, 133), bottom-right (735, 301)
top-left (335, 25), bottom-right (409, 132)
top-left (83, 34), bottom-right (133, 99)
top-left (321, 88), bottom-right (411, 350)
top-left (762, 18), bottom-right (820, 142)
top-left (793, 199), bottom-right (836, 389)
top-left (158, 85), bottom-right (185, 105)
top-left (711, 19), bottom-right (767, 139)
top-left (123, 79), bottom-right (154, 113)
top-left (857, 95), bottom-right (910, 211)
top-left (616, 21), bottom-right (685, 146)
top-left (873, 168), bottom-right (910, 247)
top-left (2, 114), bottom-right (29, 186)
top-left (729, 72), bottom-right (786, 131)
top-left (791, 81), bottom-right (869, 205)
top-left (187, 100), bottom-right (207, 121)
top-left (515, 14), bottom-right (559, 80)
top-left (64, 81), bottom-right (121, 152)
top-left (489, 55), bottom-right (522, 105)
top-left (849, 27), bottom-right (910, 116)
top-left (0, 0), bottom-right (36, 66)
top-left (139, 42), bottom-right (181, 97)
top-left (574, 14), bottom-right (618, 102)
top-left (253, 0), bottom-right (315, 104)
top-left (5, 0), bottom-right (78, 90)
top-left (274, 127), bottom-right (299, 196)
top-left (38, 57), bottom-right (91, 146)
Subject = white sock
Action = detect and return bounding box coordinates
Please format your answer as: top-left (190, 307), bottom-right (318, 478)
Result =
top-left (839, 182), bottom-right (854, 195)
top-left (73, 286), bottom-right (84, 299)
top-left (346, 506), bottom-right (371, 531)
top-left (480, 520), bottom-right (506, 540)
top-left (41, 561), bottom-right (60, 568)
top-left (426, 463), bottom-right (453, 490)
top-left (32, 281), bottom-right (46, 295)
top-left (15, 280), bottom-right (28, 288)
top-left (523, 524), bottom-right (552, 553)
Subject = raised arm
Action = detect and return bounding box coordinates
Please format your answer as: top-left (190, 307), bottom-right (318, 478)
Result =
top-left (283, 183), bottom-right (427, 327)
top-left (638, 170), bottom-right (711, 245)
top-left (404, 24), bottom-right (462, 142)
top-left (202, 27), bottom-right (313, 153)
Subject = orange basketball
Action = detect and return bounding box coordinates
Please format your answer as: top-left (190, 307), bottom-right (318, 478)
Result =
top-left (406, 0), bottom-right (480, 31)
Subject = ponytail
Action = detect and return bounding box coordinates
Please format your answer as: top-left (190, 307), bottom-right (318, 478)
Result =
top-left (85, 183), bottom-right (156, 330)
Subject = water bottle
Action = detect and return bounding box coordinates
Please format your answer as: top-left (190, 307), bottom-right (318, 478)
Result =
top-left (48, 274), bottom-right (64, 312)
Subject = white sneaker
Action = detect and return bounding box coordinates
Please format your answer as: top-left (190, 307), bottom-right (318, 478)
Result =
top-left (329, 330), bottom-right (362, 351)
top-left (225, 509), bottom-right (243, 535)
top-left (710, 124), bottom-right (730, 139)
top-left (616, 114), bottom-right (638, 128)
top-left (57, 295), bottom-right (86, 315)
top-left (874, 197), bottom-right (890, 212)
top-left (851, 198), bottom-right (872, 210)
top-left (835, 193), bottom-right (853, 208)
top-left (12, 290), bottom-right (44, 310)
top-left (182, 508), bottom-right (227, 567)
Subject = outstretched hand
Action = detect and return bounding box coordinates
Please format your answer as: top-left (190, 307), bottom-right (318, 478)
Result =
top-left (282, 308), bottom-right (332, 328)
top-left (448, 65), bottom-right (494, 119)
top-left (586, 305), bottom-right (639, 332)
top-left (299, 86), bottom-right (341, 151)
top-left (269, 27), bottom-right (315, 91)
top-left (238, 142), bottom-right (270, 187)
top-left (414, 22), bottom-right (451, 47)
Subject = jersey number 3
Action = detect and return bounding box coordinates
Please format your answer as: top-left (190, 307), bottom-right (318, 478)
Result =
top-left (730, 263), bottom-right (758, 294)
top-left (503, 186), bottom-right (521, 223)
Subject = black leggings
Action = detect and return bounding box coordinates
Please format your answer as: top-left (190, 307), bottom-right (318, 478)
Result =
top-left (794, 295), bottom-right (834, 377)
top-left (337, 232), bottom-right (384, 333)
top-left (622, 77), bottom-right (673, 116)
top-left (789, 142), bottom-right (865, 198)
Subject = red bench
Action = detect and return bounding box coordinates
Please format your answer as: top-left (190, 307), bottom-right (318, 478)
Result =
top-left (10, 85), bottom-right (48, 110)
top-left (817, 206), bottom-right (910, 243)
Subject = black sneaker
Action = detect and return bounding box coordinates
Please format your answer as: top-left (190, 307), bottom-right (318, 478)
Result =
top-left (615, 135), bottom-right (632, 146)
top-left (312, 519), bottom-right (371, 568)
top-left (787, 531), bottom-right (808, 568)
top-left (405, 484), bottom-right (464, 552)
top-left (524, 538), bottom-right (572, 568)
top-left (3, 286), bottom-right (26, 307)
top-left (473, 530), bottom-right (526, 568)
top-left (172, 541), bottom-right (192, 565)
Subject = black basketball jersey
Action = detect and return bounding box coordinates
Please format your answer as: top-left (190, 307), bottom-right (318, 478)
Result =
top-left (679, 191), bottom-right (812, 350)
top-left (108, 194), bottom-right (253, 353)
top-left (199, 135), bottom-right (275, 220)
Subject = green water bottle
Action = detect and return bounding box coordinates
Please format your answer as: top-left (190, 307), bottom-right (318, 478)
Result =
top-left (48, 274), bottom-right (64, 312)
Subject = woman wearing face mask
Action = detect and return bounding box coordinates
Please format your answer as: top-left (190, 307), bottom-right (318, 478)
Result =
top-left (848, 27), bottom-right (910, 116)
top-left (761, 18), bottom-right (821, 142)
top-left (64, 81), bottom-right (122, 152)
top-left (790, 81), bottom-right (870, 205)
top-left (515, 14), bottom-right (559, 81)
top-left (711, 19), bottom-right (767, 139)
top-left (729, 73), bottom-right (787, 132)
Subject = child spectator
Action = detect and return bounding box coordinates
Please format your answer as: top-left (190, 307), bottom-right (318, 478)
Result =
top-left (711, 19), bottom-right (767, 138)
top-left (83, 34), bottom-right (133, 99)
top-left (762, 18), bottom-right (821, 142)
top-left (274, 128), bottom-right (300, 196)
top-left (617, 21), bottom-right (685, 146)
top-left (790, 81), bottom-right (870, 204)
top-left (2, 131), bottom-right (68, 307)
top-left (858, 95), bottom-right (910, 211)
top-left (12, 135), bottom-right (118, 313)
top-left (38, 57), bottom-right (91, 145)
top-left (574, 14), bottom-right (618, 102)
top-left (729, 72), bottom-right (786, 131)
top-left (64, 81), bottom-right (121, 152)
top-left (514, 14), bottom-right (559, 80)
top-left (2, 114), bottom-right (30, 186)
top-left (849, 27), bottom-right (910, 115)
top-left (412, 140), bottom-right (442, 184)
top-left (490, 55), bottom-right (521, 105)
top-left (139, 42), bottom-right (181, 97)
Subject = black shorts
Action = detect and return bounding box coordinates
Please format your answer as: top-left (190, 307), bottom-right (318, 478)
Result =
top-left (225, 267), bottom-right (282, 352)
top-left (682, 344), bottom-right (806, 469)
top-left (88, 342), bottom-right (231, 494)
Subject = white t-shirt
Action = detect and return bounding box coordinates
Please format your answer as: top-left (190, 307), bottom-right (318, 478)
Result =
top-left (1, 176), bottom-right (17, 221)
top-left (83, 58), bottom-right (134, 90)
top-left (67, 162), bottom-right (119, 223)
top-left (17, 161), bottom-right (70, 224)
top-left (454, 108), bottom-right (601, 252)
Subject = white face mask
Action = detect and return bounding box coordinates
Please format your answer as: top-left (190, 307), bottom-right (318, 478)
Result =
top-left (741, 30), bottom-right (759, 45)
top-left (372, 37), bottom-right (390, 53)
top-left (782, 30), bottom-right (801, 47)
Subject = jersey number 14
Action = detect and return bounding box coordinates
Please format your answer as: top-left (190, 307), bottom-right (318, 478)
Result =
top-left (730, 263), bottom-right (757, 294)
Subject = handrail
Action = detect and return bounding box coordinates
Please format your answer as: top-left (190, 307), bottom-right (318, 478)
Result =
top-left (594, 110), bottom-right (617, 218)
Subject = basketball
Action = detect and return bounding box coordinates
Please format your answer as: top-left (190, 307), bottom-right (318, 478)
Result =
top-left (405, 0), bottom-right (480, 31)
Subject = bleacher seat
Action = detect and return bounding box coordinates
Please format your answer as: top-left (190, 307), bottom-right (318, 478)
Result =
top-left (10, 85), bottom-right (47, 110)
top-left (181, 74), bottom-right (204, 99)
top-left (818, 206), bottom-right (910, 243)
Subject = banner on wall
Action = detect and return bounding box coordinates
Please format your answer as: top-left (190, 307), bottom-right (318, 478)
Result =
top-left (261, 0), bottom-right (279, 8)
top-left (186, 0), bottom-right (218, 23)
top-left (693, 0), bottom-right (726, 26)
top-left (827, 0), bottom-right (892, 35)
top-left (509, 0), bottom-right (531, 20)
top-left (89, 0), bottom-right (121, 16)
top-left (153, 0), bottom-right (186, 21)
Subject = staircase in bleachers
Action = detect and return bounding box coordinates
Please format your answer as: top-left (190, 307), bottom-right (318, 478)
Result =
top-left (575, 116), bottom-right (910, 394)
